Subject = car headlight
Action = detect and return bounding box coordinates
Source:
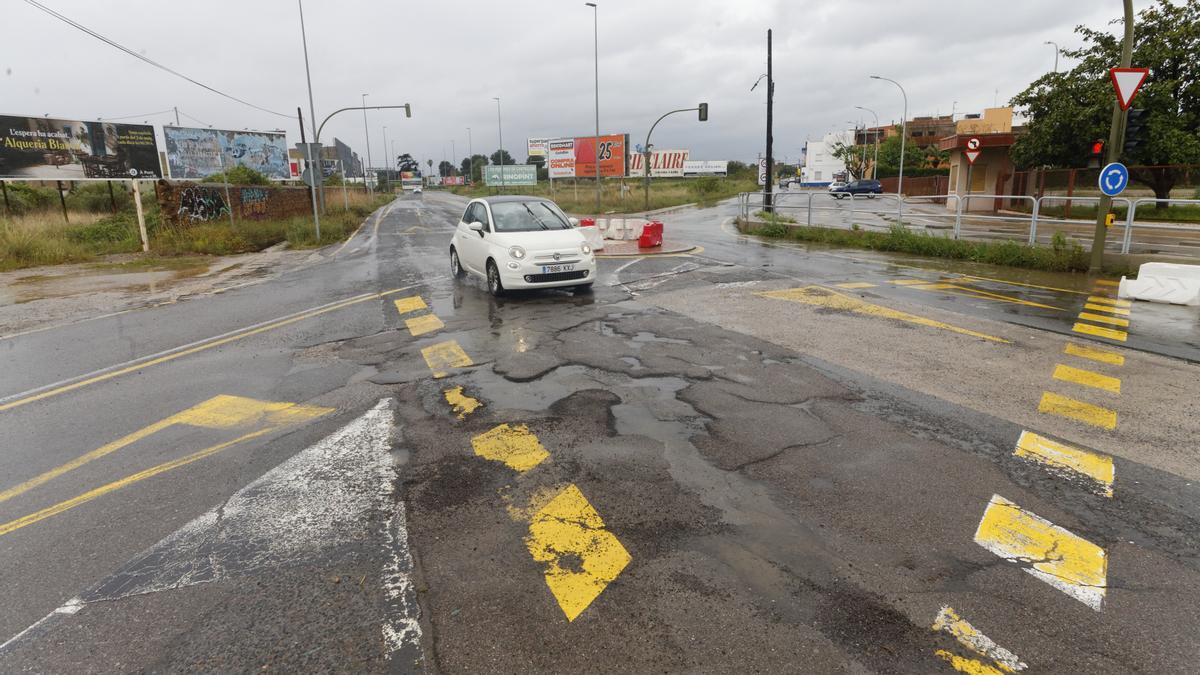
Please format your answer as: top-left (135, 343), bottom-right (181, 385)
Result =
top-left (581, 242), bottom-right (592, 255)
top-left (508, 245), bottom-right (526, 260)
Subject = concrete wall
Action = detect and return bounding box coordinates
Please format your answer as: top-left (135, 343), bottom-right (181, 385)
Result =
top-left (156, 181), bottom-right (312, 227)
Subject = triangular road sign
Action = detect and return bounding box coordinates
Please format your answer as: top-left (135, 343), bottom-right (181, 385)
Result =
top-left (964, 149), bottom-right (981, 165)
top-left (1110, 67), bottom-right (1149, 110)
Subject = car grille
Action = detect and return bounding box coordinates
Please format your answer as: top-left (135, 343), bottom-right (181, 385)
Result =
top-left (533, 254), bottom-right (581, 264)
top-left (524, 270), bottom-right (589, 283)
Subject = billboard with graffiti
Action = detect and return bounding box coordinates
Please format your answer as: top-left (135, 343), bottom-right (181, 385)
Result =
top-left (164, 126), bottom-right (290, 180)
top-left (0, 114), bottom-right (161, 180)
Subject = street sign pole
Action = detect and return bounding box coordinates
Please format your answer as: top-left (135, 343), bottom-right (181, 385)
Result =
top-left (1090, 0), bottom-right (1135, 272)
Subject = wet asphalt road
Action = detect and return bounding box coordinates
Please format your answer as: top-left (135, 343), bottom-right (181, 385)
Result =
top-left (1, 191), bottom-right (1198, 672)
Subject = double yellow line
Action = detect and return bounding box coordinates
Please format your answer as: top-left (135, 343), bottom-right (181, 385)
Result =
top-left (0, 285), bottom-right (418, 414)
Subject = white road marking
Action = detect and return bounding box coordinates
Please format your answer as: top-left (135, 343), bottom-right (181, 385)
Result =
top-left (0, 399), bottom-right (424, 662)
top-left (932, 606), bottom-right (1027, 672)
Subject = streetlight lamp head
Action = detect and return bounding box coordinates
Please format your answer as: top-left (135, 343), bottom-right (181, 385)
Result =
top-left (869, 75), bottom-right (882, 80)
top-left (585, 2), bottom-right (596, 6)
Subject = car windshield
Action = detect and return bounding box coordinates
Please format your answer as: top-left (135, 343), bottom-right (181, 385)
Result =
top-left (490, 201), bottom-right (571, 232)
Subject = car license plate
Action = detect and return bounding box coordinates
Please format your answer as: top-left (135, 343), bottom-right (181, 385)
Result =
top-left (541, 264), bottom-right (574, 274)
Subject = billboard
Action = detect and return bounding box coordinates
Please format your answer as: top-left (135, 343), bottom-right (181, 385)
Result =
top-left (164, 126), bottom-right (289, 180)
top-left (682, 160), bottom-right (729, 176)
top-left (628, 149), bottom-right (689, 177)
top-left (548, 138), bottom-right (575, 178)
top-left (574, 133), bottom-right (627, 178)
top-left (527, 137), bottom-right (550, 158)
top-left (0, 115), bottom-right (161, 180)
top-left (484, 164), bottom-right (537, 186)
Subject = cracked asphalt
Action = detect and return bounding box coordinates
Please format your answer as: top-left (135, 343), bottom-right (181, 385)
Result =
top-left (1, 191), bottom-right (1198, 672)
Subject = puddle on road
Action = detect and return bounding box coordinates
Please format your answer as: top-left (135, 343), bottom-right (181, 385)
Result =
top-left (1, 258), bottom-right (211, 306)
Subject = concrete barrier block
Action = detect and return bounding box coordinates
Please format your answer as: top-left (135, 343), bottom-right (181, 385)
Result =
top-left (1119, 262), bottom-right (1200, 306)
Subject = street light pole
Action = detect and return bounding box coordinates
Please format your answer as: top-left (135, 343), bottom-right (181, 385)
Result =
top-left (297, 0), bottom-right (321, 239)
top-left (382, 124), bottom-right (389, 191)
top-left (493, 97), bottom-right (506, 190)
top-left (585, 2), bottom-right (601, 211)
top-left (1044, 41), bottom-right (1060, 74)
top-left (1090, 0), bottom-right (1134, 272)
top-left (870, 75), bottom-right (907, 197)
top-left (856, 105), bottom-right (880, 180)
top-left (361, 94), bottom-right (373, 193)
top-left (765, 29), bottom-right (774, 211)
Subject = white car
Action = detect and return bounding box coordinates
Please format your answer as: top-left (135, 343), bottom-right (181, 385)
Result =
top-left (827, 180), bottom-right (848, 193)
top-left (412, 186), bottom-right (423, 194)
top-left (450, 196), bottom-right (596, 296)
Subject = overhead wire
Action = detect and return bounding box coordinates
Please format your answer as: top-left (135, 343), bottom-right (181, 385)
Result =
top-left (23, 0), bottom-right (293, 119)
top-left (97, 108), bottom-right (176, 122)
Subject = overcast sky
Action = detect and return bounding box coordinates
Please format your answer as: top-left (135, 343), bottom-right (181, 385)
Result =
top-left (2, 0), bottom-right (1152, 169)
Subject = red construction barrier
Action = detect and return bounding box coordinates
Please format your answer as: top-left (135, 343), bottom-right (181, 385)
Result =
top-left (638, 220), bottom-right (663, 248)
top-left (580, 217), bottom-right (596, 227)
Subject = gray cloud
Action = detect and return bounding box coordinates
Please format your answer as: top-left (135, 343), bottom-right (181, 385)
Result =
top-left (2, 0), bottom-right (1150, 168)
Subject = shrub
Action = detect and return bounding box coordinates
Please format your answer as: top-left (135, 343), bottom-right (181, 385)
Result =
top-left (689, 176), bottom-right (721, 196)
top-left (2, 183), bottom-right (59, 215)
top-left (64, 182), bottom-right (132, 213)
top-left (200, 165), bottom-right (271, 186)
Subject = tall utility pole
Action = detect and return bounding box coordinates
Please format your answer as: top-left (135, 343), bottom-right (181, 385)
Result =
top-left (382, 125), bottom-right (389, 190)
top-left (297, 0), bottom-right (320, 239)
top-left (494, 97), bottom-right (506, 190)
top-left (585, 2), bottom-right (600, 211)
top-left (173, 106), bottom-right (180, 126)
top-left (1090, 0), bottom-right (1135, 272)
top-left (467, 127), bottom-right (474, 182)
top-left (764, 29), bottom-right (774, 211)
top-left (362, 93), bottom-right (373, 192)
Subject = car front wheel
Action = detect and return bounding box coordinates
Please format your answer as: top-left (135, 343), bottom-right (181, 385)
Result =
top-left (486, 260), bottom-right (505, 297)
top-left (450, 247), bottom-right (465, 279)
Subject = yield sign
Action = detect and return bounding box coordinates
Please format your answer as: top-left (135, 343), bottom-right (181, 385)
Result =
top-left (1110, 67), bottom-right (1149, 110)
top-left (965, 149), bottom-right (981, 165)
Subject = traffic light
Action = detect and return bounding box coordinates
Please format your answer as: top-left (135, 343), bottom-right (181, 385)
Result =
top-left (1091, 140), bottom-right (1105, 156)
top-left (1123, 108), bottom-right (1149, 155)
top-left (698, 102), bottom-right (709, 122)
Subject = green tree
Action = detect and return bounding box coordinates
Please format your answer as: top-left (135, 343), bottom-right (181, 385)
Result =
top-left (830, 142), bottom-right (870, 180)
top-left (467, 154), bottom-right (489, 183)
top-left (1011, 0), bottom-right (1200, 205)
top-left (490, 149), bottom-right (517, 166)
top-left (438, 160), bottom-right (455, 177)
top-left (200, 165), bottom-right (271, 185)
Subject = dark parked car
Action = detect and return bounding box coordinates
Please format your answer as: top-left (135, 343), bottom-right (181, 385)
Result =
top-left (830, 179), bottom-right (883, 199)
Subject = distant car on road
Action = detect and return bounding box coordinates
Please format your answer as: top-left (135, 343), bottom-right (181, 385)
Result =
top-left (830, 179), bottom-right (883, 199)
top-left (412, 186), bottom-right (423, 195)
top-left (826, 180), bottom-right (848, 194)
top-left (450, 196), bottom-right (595, 296)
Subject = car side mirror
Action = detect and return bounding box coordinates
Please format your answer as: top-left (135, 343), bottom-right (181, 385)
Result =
top-left (568, 217), bottom-right (579, 227)
top-left (468, 221), bottom-right (484, 232)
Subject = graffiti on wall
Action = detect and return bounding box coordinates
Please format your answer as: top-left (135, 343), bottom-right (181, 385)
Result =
top-left (240, 187), bottom-right (269, 218)
top-left (178, 186), bottom-right (229, 222)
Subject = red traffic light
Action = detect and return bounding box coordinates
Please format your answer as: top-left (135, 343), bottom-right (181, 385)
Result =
top-left (1091, 140), bottom-right (1105, 155)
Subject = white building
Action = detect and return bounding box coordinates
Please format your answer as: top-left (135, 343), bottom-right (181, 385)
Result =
top-left (799, 130), bottom-right (853, 184)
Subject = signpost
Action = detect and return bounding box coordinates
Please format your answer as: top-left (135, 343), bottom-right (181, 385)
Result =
top-left (963, 136), bottom-right (981, 207)
top-left (757, 157), bottom-right (768, 186)
top-left (1099, 162), bottom-right (1129, 197)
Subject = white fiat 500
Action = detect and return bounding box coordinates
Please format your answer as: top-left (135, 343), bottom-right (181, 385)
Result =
top-left (450, 196), bottom-right (596, 296)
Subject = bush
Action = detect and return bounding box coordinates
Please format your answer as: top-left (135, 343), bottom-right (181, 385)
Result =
top-left (689, 176), bottom-right (722, 196)
top-left (2, 183), bottom-right (59, 215)
top-left (65, 182), bottom-right (133, 213)
top-left (65, 212), bottom-right (143, 252)
top-left (748, 222), bottom-right (1094, 273)
top-left (200, 165), bottom-right (271, 186)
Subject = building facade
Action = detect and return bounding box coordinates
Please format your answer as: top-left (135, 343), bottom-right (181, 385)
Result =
top-left (799, 130), bottom-right (854, 184)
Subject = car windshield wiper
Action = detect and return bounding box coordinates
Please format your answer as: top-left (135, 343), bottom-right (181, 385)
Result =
top-left (523, 203), bottom-right (551, 230)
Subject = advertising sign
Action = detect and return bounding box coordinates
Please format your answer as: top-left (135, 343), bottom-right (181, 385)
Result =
top-left (574, 133), bottom-right (627, 178)
top-left (0, 115), bottom-right (161, 180)
top-left (628, 149), bottom-right (690, 177)
top-left (484, 164), bottom-right (537, 186)
top-left (441, 175), bottom-right (465, 185)
top-left (527, 137), bottom-right (550, 158)
top-left (165, 126), bottom-right (289, 180)
top-left (682, 160), bottom-right (729, 176)
top-left (548, 138), bottom-right (575, 178)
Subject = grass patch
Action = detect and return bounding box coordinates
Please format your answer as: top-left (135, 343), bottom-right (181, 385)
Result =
top-left (449, 177), bottom-right (755, 214)
top-left (1, 192), bottom-right (391, 270)
top-left (743, 221), bottom-right (1100, 273)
